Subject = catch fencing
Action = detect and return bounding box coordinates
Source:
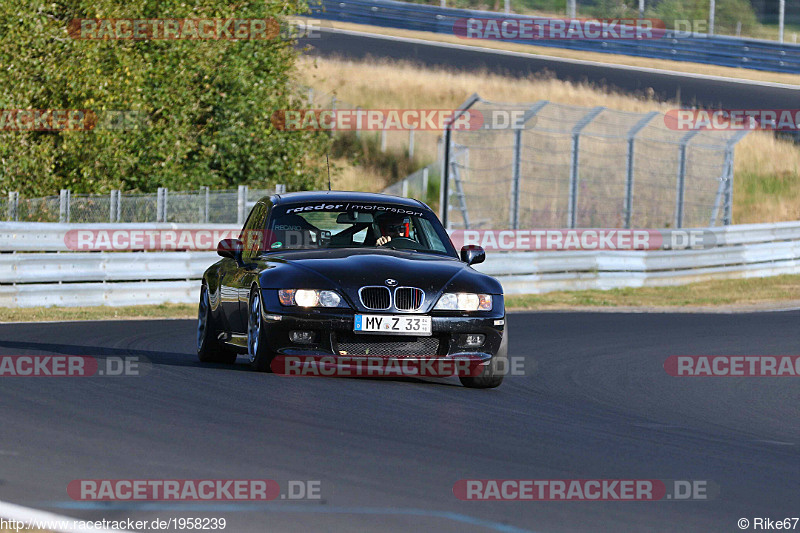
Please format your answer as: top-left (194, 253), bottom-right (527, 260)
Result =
top-left (2, 185), bottom-right (284, 225)
top-left (441, 94), bottom-right (749, 231)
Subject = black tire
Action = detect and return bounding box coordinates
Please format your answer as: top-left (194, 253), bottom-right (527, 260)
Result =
top-left (197, 284), bottom-right (237, 364)
top-left (459, 329), bottom-right (507, 389)
top-left (247, 287), bottom-right (276, 372)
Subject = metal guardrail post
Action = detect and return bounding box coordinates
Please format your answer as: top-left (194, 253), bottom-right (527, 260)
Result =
top-left (624, 111), bottom-right (658, 229)
top-left (237, 185), bottom-right (248, 225)
top-left (408, 128), bottom-right (415, 159)
top-left (568, 106), bottom-right (605, 229)
top-left (7, 192), bottom-right (18, 222)
top-left (421, 167), bottom-right (429, 200)
top-left (380, 129), bottom-right (387, 152)
top-left (442, 93), bottom-right (480, 229)
top-left (510, 100), bottom-right (549, 230)
top-left (276, 183), bottom-right (286, 194)
top-left (59, 189), bottom-right (71, 223)
top-left (675, 130), bottom-right (701, 228)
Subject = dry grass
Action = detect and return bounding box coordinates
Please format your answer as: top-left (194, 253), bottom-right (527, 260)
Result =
top-left (330, 156), bottom-right (391, 192)
top-left (506, 274), bottom-right (800, 310)
top-left (0, 303), bottom-right (196, 323)
top-left (296, 55), bottom-right (800, 224)
top-left (322, 20), bottom-right (800, 87)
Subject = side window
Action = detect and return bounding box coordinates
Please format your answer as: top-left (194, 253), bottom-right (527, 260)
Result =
top-left (240, 202), bottom-right (270, 261)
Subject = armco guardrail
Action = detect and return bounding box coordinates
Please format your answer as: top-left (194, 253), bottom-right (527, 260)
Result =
top-left (2, 221), bottom-right (800, 306)
top-left (310, 0), bottom-right (800, 73)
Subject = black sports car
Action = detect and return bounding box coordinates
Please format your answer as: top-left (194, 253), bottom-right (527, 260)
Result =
top-left (197, 191), bottom-right (506, 388)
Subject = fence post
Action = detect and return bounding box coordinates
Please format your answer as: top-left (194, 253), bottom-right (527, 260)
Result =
top-left (402, 176), bottom-right (409, 197)
top-left (675, 130), bottom-right (700, 228)
top-left (156, 187), bottom-right (168, 223)
top-left (408, 128), bottom-right (415, 159)
top-left (510, 100), bottom-right (549, 230)
top-left (380, 129), bottom-right (387, 152)
top-left (421, 167), bottom-right (429, 200)
top-left (202, 186), bottom-right (210, 223)
top-left (720, 129), bottom-right (749, 226)
top-left (109, 190), bottom-right (118, 223)
top-left (237, 185), bottom-right (248, 225)
top-left (276, 183), bottom-right (286, 194)
top-left (355, 107), bottom-right (362, 139)
top-left (442, 93), bottom-right (480, 229)
top-left (624, 111), bottom-right (658, 229)
top-left (510, 129), bottom-right (522, 229)
top-left (7, 191), bottom-right (18, 221)
top-left (568, 106), bottom-right (604, 229)
top-left (59, 189), bottom-right (71, 223)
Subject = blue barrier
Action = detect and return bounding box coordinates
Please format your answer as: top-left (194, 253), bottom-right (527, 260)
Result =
top-left (309, 0), bottom-right (800, 74)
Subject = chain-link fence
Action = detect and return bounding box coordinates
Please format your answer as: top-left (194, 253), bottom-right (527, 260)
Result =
top-left (442, 95), bottom-right (750, 230)
top-left (4, 185), bottom-right (283, 224)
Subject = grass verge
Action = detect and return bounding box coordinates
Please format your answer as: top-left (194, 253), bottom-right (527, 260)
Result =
top-left (4, 275), bottom-right (800, 322)
top-left (505, 274), bottom-right (800, 310)
top-left (0, 303), bottom-right (196, 323)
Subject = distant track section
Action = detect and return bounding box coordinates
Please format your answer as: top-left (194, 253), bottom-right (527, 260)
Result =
top-left (299, 27), bottom-right (800, 109)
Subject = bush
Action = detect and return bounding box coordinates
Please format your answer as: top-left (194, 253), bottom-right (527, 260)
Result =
top-left (0, 0), bottom-right (330, 195)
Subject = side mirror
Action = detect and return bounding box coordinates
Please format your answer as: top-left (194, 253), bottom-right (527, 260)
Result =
top-left (460, 245), bottom-right (485, 266)
top-left (217, 238), bottom-right (243, 262)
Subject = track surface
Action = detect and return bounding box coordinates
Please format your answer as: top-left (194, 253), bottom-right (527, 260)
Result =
top-left (0, 312), bottom-right (798, 532)
top-left (300, 28), bottom-right (800, 109)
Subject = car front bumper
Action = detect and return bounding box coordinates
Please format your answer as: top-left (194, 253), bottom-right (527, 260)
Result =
top-left (255, 289), bottom-right (505, 362)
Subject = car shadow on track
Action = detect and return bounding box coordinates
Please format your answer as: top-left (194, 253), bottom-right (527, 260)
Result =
top-left (0, 339), bottom-right (464, 385)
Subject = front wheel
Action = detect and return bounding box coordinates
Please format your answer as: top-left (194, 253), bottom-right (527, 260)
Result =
top-left (247, 288), bottom-right (275, 372)
top-left (197, 284), bottom-right (237, 364)
top-left (459, 329), bottom-right (507, 389)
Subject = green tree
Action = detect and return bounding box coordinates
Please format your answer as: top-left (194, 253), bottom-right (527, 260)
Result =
top-left (0, 0), bottom-right (329, 195)
top-left (651, 0), bottom-right (759, 35)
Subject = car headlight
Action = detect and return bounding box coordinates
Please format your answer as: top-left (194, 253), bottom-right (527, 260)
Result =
top-left (278, 289), bottom-right (345, 308)
top-left (433, 292), bottom-right (492, 311)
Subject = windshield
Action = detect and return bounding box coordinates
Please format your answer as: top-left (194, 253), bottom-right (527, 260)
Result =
top-left (263, 202), bottom-right (456, 256)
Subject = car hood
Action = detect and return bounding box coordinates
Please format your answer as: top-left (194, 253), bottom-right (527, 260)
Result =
top-left (256, 248), bottom-right (502, 312)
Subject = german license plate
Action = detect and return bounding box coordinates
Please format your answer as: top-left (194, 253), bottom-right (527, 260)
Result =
top-left (354, 315), bottom-right (432, 336)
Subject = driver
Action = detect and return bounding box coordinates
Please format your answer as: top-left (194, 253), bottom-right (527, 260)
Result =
top-left (376, 213), bottom-right (410, 246)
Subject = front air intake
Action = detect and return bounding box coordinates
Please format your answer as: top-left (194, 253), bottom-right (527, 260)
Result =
top-left (359, 286), bottom-right (391, 310)
top-left (394, 287), bottom-right (424, 311)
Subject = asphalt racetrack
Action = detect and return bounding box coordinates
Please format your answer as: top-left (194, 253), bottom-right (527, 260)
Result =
top-left (0, 311), bottom-right (798, 532)
top-left (300, 28), bottom-right (800, 109)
